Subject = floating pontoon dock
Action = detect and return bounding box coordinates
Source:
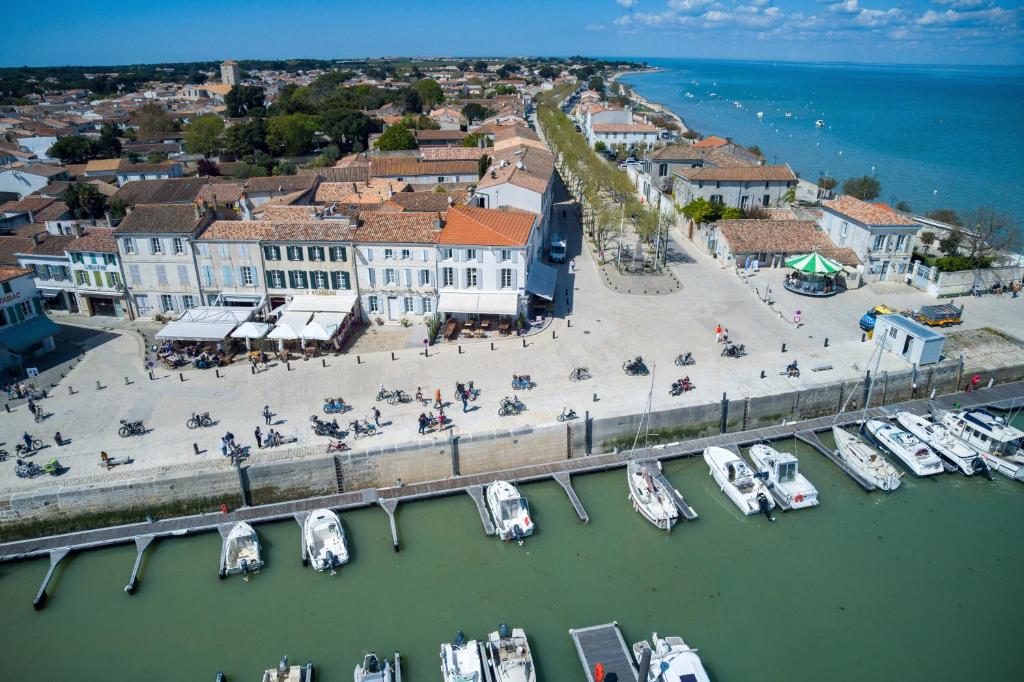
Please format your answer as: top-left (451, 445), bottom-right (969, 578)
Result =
top-left (570, 622), bottom-right (638, 682)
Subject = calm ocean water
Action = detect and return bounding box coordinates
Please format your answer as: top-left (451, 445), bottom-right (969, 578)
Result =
top-left (618, 59), bottom-right (1024, 222)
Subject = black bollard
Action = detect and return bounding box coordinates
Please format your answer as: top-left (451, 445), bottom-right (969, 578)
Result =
top-left (760, 370), bottom-right (766, 379)
top-left (148, 370), bottom-right (154, 381)
top-left (286, 361), bottom-right (291, 371)
top-left (54, 432), bottom-right (62, 447)
top-left (861, 333), bottom-right (866, 342)
top-left (321, 358), bottom-right (326, 368)
top-left (552, 330), bottom-right (556, 339)
top-left (522, 338), bottom-right (527, 348)
top-left (216, 368), bottom-right (221, 378)
top-left (458, 345), bottom-right (462, 355)
top-left (179, 373), bottom-right (184, 382)
top-left (490, 342), bottom-right (494, 351)
top-left (193, 443), bottom-right (200, 455)
top-left (357, 355), bottom-right (361, 364)
top-left (69, 386), bottom-right (75, 395)
top-left (96, 380), bottom-right (102, 390)
top-left (124, 376), bottom-right (130, 385)
top-left (567, 319), bottom-right (571, 328)
top-left (824, 337), bottom-right (829, 348)
top-left (781, 343), bottom-right (787, 353)
top-left (592, 392), bottom-right (598, 402)
top-left (391, 352), bottom-right (396, 361)
top-left (250, 365), bottom-right (255, 375)
top-left (4, 403), bottom-right (9, 413)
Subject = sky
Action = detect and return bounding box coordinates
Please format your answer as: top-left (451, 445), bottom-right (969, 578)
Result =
top-left (1, 0), bottom-right (1021, 67)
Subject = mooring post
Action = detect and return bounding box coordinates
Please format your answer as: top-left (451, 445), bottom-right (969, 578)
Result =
top-left (719, 392), bottom-right (729, 434)
top-left (450, 434), bottom-right (460, 476)
top-left (585, 410), bottom-right (592, 455)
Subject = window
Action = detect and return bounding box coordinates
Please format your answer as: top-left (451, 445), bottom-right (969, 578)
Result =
top-left (155, 265), bottom-right (168, 285)
top-left (0, 308), bottom-right (6, 326)
top-left (895, 235), bottom-right (908, 252)
top-left (400, 248), bottom-right (411, 260)
top-left (218, 244), bottom-right (230, 258)
top-left (160, 294), bottom-right (174, 312)
top-left (422, 297), bottom-right (433, 313)
top-left (840, 221), bottom-right (849, 238)
top-left (288, 270), bottom-right (308, 289)
top-left (658, 163), bottom-right (668, 177)
top-left (310, 271), bottom-right (328, 289)
top-left (104, 254), bottom-right (117, 266)
top-left (150, 238), bottom-right (162, 254)
top-left (240, 266), bottom-right (255, 286)
top-left (442, 248), bottom-right (453, 260)
top-left (173, 238), bottom-right (185, 254)
top-left (106, 272), bottom-right (121, 288)
top-left (221, 265), bottom-right (234, 286)
top-left (466, 268), bottom-right (478, 287)
top-left (465, 248), bottom-right (477, 261)
top-left (70, 252), bottom-right (84, 264)
top-left (384, 248), bottom-right (395, 260)
top-left (710, 195), bottom-right (723, 205)
top-left (0, 282), bottom-right (9, 294)
top-left (286, 246), bottom-right (303, 261)
top-left (437, 176), bottom-right (445, 184)
top-left (500, 249), bottom-right (512, 262)
top-left (19, 300), bottom-right (34, 318)
top-left (266, 270), bottom-right (285, 288)
top-left (872, 234), bottom-right (886, 252)
top-left (328, 246), bottom-right (346, 262)
top-left (75, 270), bottom-right (89, 286)
top-left (196, 243), bottom-right (209, 257)
top-left (403, 296), bottom-right (414, 313)
top-left (501, 268), bottom-right (512, 288)
top-left (201, 265), bottom-right (214, 287)
top-left (182, 295), bottom-right (195, 309)
top-left (330, 271), bottom-right (351, 290)
top-left (34, 264), bottom-right (47, 279)
top-left (384, 268), bottom-right (397, 285)
top-left (177, 265), bottom-right (190, 286)
top-left (442, 267), bottom-right (454, 287)
top-left (419, 269), bottom-right (432, 286)
top-left (741, 196), bottom-right (750, 210)
top-left (368, 295), bottom-right (379, 312)
top-left (129, 265), bottom-right (141, 284)
top-left (762, 194), bottom-right (770, 207)
top-left (56, 266), bottom-right (70, 280)
top-left (122, 238), bottom-right (135, 254)
top-left (308, 246), bottom-right (325, 262)
top-left (264, 245), bottom-right (281, 261)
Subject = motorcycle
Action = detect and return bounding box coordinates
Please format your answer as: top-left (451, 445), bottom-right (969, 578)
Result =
top-left (326, 440), bottom-right (350, 453)
top-left (499, 395), bottom-right (526, 417)
top-left (721, 342), bottom-right (746, 359)
top-left (511, 374), bottom-right (535, 390)
top-left (674, 352), bottom-right (695, 366)
top-left (376, 386), bottom-right (394, 402)
top-left (322, 398), bottom-right (350, 414)
top-left (670, 377), bottom-right (695, 396)
top-left (186, 411), bottom-right (214, 429)
top-left (623, 356), bottom-right (649, 376)
top-left (349, 419), bottom-right (378, 439)
top-left (118, 419), bottom-right (145, 438)
top-left (42, 458), bottom-right (63, 475)
top-left (557, 406), bottom-right (578, 422)
top-left (310, 415), bottom-right (344, 438)
top-left (785, 363), bottom-right (801, 378)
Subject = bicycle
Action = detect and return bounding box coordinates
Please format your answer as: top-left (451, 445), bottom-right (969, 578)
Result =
top-left (569, 367), bottom-right (591, 382)
top-left (511, 374), bottom-right (536, 390)
top-left (623, 356), bottom-right (649, 376)
top-left (499, 395), bottom-right (526, 417)
top-left (557, 406), bottom-right (578, 422)
top-left (387, 389), bottom-right (411, 405)
top-left (186, 412), bottom-right (214, 429)
top-left (326, 440), bottom-right (350, 453)
top-left (376, 386), bottom-right (394, 402)
top-left (15, 439), bottom-right (42, 455)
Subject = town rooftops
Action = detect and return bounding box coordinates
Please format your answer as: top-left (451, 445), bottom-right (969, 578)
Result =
top-left (198, 181), bottom-right (245, 205)
top-left (355, 212), bottom-right (443, 243)
top-left (9, 164), bottom-right (68, 179)
top-left (440, 204), bottom-right (536, 246)
top-left (113, 177), bottom-right (207, 205)
top-left (822, 195), bottom-right (919, 227)
top-left (369, 158), bottom-right (479, 178)
top-left (715, 219), bottom-right (861, 266)
top-left (113, 203), bottom-right (208, 235)
top-left (592, 123), bottom-right (659, 134)
top-left (477, 145), bottom-right (553, 195)
top-left (244, 174), bottom-right (319, 194)
top-left (17, 233), bottom-right (76, 257)
top-left (414, 129), bottom-right (468, 142)
top-left (84, 158), bottom-right (124, 173)
top-left (117, 162), bottom-right (179, 174)
top-left (693, 135), bottom-right (729, 148)
top-left (674, 164), bottom-right (796, 182)
top-left (297, 166), bottom-right (370, 183)
top-left (388, 190), bottom-right (467, 213)
top-left (0, 265), bottom-right (33, 283)
top-left (67, 228), bottom-right (118, 253)
top-left (1, 196), bottom-right (57, 215)
top-left (197, 220), bottom-right (355, 243)
top-left (420, 146), bottom-right (489, 161)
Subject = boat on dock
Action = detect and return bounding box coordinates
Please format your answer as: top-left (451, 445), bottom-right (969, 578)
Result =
top-left (627, 460), bottom-right (679, 531)
top-left (262, 656), bottom-right (313, 682)
top-left (748, 444), bottom-right (819, 510)
top-left (304, 508), bottom-right (349, 573)
top-left (832, 426), bottom-right (902, 491)
top-left (862, 419), bottom-right (943, 477)
top-left (894, 412), bottom-right (992, 478)
top-left (937, 408), bottom-right (1024, 481)
top-left (354, 651), bottom-right (400, 682)
top-left (221, 521), bottom-right (262, 578)
top-left (485, 481), bottom-right (535, 542)
top-left (486, 623), bottom-right (535, 682)
top-left (632, 632), bottom-right (710, 682)
top-left (440, 631), bottom-right (485, 682)
top-left (703, 446), bottom-right (775, 519)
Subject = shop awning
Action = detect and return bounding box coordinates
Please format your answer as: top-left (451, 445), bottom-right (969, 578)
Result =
top-left (230, 321), bottom-right (272, 340)
top-left (155, 306), bottom-right (252, 342)
top-left (285, 294), bottom-right (358, 314)
top-left (438, 291), bottom-right (520, 316)
top-left (0, 315), bottom-right (60, 352)
top-left (525, 262), bottom-right (558, 301)
top-left (38, 288), bottom-right (61, 299)
top-left (268, 311), bottom-right (311, 340)
top-left (300, 312), bottom-right (346, 341)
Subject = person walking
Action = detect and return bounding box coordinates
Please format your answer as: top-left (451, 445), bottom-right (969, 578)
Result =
top-left (373, 406), bottom-right (381, 427)
top-left (254, 426), bottom-right (263, 449)
top-left (434, 387), bottom-right (442, 409)
top-left (461, 392), bottom-right (469, 413)
top-left (418, 413), bottom-right (427, 435)
top-left (27, 398), bottom-right (36, 416)
top-left (220, 437), bottom-right (229, 457)
top-left (263, 405), bottom-right (272, 425)
top-left (715, 324), bottom-right (723, 344)
top-left (438, 409), bottom-right (447, 432)
top-left (722, 328), bottom-right (729, 345)
top-left (23, 432), bottom-right (33, 453)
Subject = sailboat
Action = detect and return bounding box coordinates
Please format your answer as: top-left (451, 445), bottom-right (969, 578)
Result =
top-left (485, 623), bottom-right (535, 682)
top-left (222, 521), bottom-right (263, 579)
top-left (628, 460), bottom-right (680, 531)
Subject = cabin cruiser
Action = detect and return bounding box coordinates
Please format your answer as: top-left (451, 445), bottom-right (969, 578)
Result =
top-left (748, 444), bottom-right (819, 510)
top-left (440, 631), bottom-right (484, 682)
top-left (485, 623), bottom-right (535, 682)
top-left (354, 651), bottom-right (399, 682)
top-left (862, 419), bottom-right (944, 477)
top-left (304, 508), bottom-right (349, 572)
top-left (262, 656), bottom-right (313, 682)
top-left (938, 408), bottom-right (1024, 481)
top-left (627, 460), bottom-right (680, 531)
top-left (894, 412), bottom-right (992, 478)
top-left (832, 426), bottom-right (902, 491)
top-left (703, 446), bottom-right (775, 519)
top-left (485, 480), bottom-right (535, 542)
top-left (222, 521), bottom-right (263, 578)
top-left (632, 632), bottom-right (711, 682)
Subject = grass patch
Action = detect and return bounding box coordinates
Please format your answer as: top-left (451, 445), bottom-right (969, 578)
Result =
top-left (602, 422), bottom-right (716, 452)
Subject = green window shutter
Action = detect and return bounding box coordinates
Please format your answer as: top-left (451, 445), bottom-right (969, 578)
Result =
top-left (10, 303), bottom-right (22, 323)
top-left (93, 271), bottom-right (103, 287)
top-left (32, 298), bottom-right (43, 315)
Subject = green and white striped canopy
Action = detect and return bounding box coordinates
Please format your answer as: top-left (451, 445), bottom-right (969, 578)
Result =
top-left (785, 252), bottom-right (843, 274)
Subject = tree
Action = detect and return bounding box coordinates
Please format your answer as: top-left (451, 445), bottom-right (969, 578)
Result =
top-left (319, 108), bottom-right (374, 153)
top-left (473, 61), bottom-right (488, 72)
top-left (680, 198), bottom-right (720, 224)
top-left (48, 136), bottom-right (94, 164)
top-left (401, 114), bottom-right (440, 131)
top-left (720, 206), bottom-right (745, 220)
top-left (135, 102), bottom-right (176, 141)
top-left (957, 207), bottom-right (1019, 267)
top-left (107, 197), bottom-right (128, 221)
top-left (925, 208), bottom-right (961, 226)
top-left (183, 114), bottom-right (225, 157)
top-left (94, 124), bottom-right (122, 158)
top-left (817, 176), bottom-right (838, 191)
top-left (224, 117), bottom-right (268, 158)
top-left (463, 132), bottom-right (490, 148)
top-left (594, 141), bottom-right (607, 152)
top-left (266, 114), bottom-right (320, 156)
top-left (63, 183), bottom-right (106, 219)
top-left (538, 65), bottom-right (557, 80)
top-left (938, 231), bottom-right (963, 257)
top-left (895, 200), bottom-right (912, 213)
top-left (587, 76), bottom-right (605, 94)
top-left (401, 88), bottom-right (422, 114)
top-left (782, 186), bottom-right (797, 205)
top-left (477, 154), bottom-right (491, 179)
top-left (841, 175), bottom-right (881, 201)
top-left (374, 124), bottom-right (418, 151)
top-left (197, 158), bottom-right (221, 176)
top-left (224, 85), bottom-right (266, 117)
top-left (461, 103), bottom-right (493, 123)
top-left (746, 144), bottom-right (763, 157)
top-left (146, 151), bottom-right (168, 164)
top-left (413, 79), bottom-right (444, 110)
top-left (919, 230), bottom-right (937, 247)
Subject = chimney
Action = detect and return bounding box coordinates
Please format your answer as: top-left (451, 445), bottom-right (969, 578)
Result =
top-left (434, 215), bottom-right (444, 230)
top-left (193, 200), bottom-right (202, 220)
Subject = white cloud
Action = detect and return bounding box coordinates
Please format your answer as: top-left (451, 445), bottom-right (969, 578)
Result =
top-left (585, 23), bottom-right (608, 30)
top-left (616, 0), bottom-right (638, 8)
top-left (933, 0), bottom-right (987, 8)
top-left (829, 0), bottom-right (860, 14)
top-left (667, 0), bottom-right (717, 14)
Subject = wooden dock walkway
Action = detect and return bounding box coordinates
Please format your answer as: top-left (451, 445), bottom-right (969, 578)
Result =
top-left (794, 429), bottom-right (876, 491)
top-left (466, 485), bottom-right (496, 536)
top-left (553, 472), bottom-right (589, 523)
top-left (653, 470), bottom-right (698, 521)
top-left (570, 622), bottom-right (637, 682)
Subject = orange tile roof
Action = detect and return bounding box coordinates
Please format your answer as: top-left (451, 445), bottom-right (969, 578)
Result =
top-left (354, 213), bottom-right (442, 243)
top-left (592, 123), bottom-right (659, 134)
top-left (440, 205), bottom-right (536, 246)
top-left (693, 135), bottom-right (729, 148)
top-left (823, 195), bottom-right (918, 227)
top-left (198, 220), bottom-right (355, 242)
top-left (369, 158), bottom-right (478, 178)
top-left (0, 265), bottom-right (33, 283)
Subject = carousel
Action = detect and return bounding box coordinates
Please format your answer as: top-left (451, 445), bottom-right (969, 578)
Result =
top-left (783, 252), bottom-right (844, 297)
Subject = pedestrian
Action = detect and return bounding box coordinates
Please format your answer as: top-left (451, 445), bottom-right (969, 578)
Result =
top-left (225, 431), bottom-right (235, 447)
top-left (220, 437), bottom-right (228, 457)
top-left (27, 398), bottom-right (36, 416)
top-left (263, 405), bottom-right (272, 425)
top-left (715, 324), bottom-right (723, 344)
top-left (434, 387), bottom-right (442, 409)
top-left (416, 386), bottom-right (424, 404)
top-left (373, 406), bottom-right (381, 427)
top-left (22, 432), bottom-right (32, 452)
top-left (255, 426), bottom-right (262, 449)
top-left (418, 413), bottom-right (427, 435)
top-left (722, 328), bottom-right (729, 345)
top-left (438, 409), bottom-right (447, 432)
top-left (462, 393), bottom-right (469, 413)
top-left (274, 431), bottom-right (282, 447)
top-left (1013, 280), bottom-right (1021, 299)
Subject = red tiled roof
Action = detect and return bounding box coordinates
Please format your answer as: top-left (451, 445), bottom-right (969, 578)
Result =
top-left (198, 220), bottom-right (355, 242)
top-left (823, 195), bottom-right (919, 227)
top-left (67, 228), bottom-right (117, 253)
top-left (0, 265), bottom-right (33, 283)
top-left (675, 164), bottom-right (795, 182)
top-left (440, 205), bottom-right (536, 246)
top-left (693, 135), bottom-right (729, 148)
top-left (354, 213), bottom-right (442, 243)
top-left (369, 158), bottom-right (478, 178)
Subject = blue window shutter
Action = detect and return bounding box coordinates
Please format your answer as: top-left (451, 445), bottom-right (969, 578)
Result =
top-left (32, 298), bottom-right (42, 315)
top-left (404, 268), bottom-right (412, 287)
top-left (366, 248), bottom-right (373, 262)
top-left (511, 268), bottom-right (517, 289)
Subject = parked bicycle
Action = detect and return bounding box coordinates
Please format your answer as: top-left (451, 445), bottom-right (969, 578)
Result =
top-left (349, 419), bottom-right (378, 439)
top-left (721, 342), bottom-right (746, 359)
top-left (118, 419), bottom-right (146, 438)
top-left (557, 406), bottom-right (578, 422)
top-left (310, 415), bottom-right (344, 438)
top-left (623, 356), bottom-right (649, 376)
top-left (674, 352), bottom-right (695, 366)
top-left (186, 411), bottom-right (214, 429)
top-left (454, 380), bottom-right (479, 401)
top-left (784, 361), bottom-right (800, 378)
top-left (376, 385), bottom-right (396, 402)
top-left (569, 367), bottom-right (591, 382)
top-left (387, 389), bottom-right (412, 406)
top-left (323, 397), bottom-right (351, 414)
top-left (669, 377), bottom-right (695, 396)
top-left (15, 437), bottom-right (42, 455)
top-left (499, 395), bottom-right (526, 417)
top-left (511, 374), bottom-right (536, 390)
top-left (16, 460), bottom-right (43, 478)
top-left (0, 448), bottom-right (9, 461)
top-left (326, 440), bottom-right (350, 453)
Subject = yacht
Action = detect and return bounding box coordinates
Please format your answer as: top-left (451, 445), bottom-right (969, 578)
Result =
top-left (632, 632), bottom-right (711, 682)
top-left (862, 419), bottom-right (944, 477)
top-left (832, 426), bottom-right (902, 491)
top-left (938, 408), bottom-right (1024, 481)
top-left (784, 111), bottom-right (793, 118)
top-left (222, 521), bottom-right (263, 579)
top-left (627, 460), bottom-right (679, 531)
top-left (815, 119), bottom-right (825, 127)
top-left (304, 508), bottom-right (349, 573)
top-left (440, 631), bottom-right (484, 682)
top-left (748, 444), bottom-right (819, 510)
top-left (485, 623), bottom-right (535, 682)
top-left (895, 412), bottom-right (992, 478)
top-left (261, 656), bottom-right (313, 682)
top-left (485, 480), bottom-right (535, 542)
top-left (703, 446), bottom-right (775, 519)
top-left (354, 652), bottom-right (399, 682)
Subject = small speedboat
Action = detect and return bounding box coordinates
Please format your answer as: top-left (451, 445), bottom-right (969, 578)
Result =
top-left (486, 623), bottom-right (535, 682)
top-left (627, 460), bottom-right (680, 531)
top-left (832, 426), bottom-right (902, 491)
top-left (262, 656), bottom-right (313, 682)
top-left (748, 444), bottom-right (818, 510)
top-left (441, 631), bottom-right (484, 682)
top-left (222, 521), bottom-right (263, 579)
top-left (632, 632), bottom-right (710, 682)
top-left (485, 480), bottom-right (534, 542)
top-left (784, 112), bottom-right (793, 118)
top-left (895, 412), bottom-right (992, 478)
top-left (304, 508), bottom-right (349, 573)
top-left (815, 119), bottom-right (825, 127)
top-left (756, 111), bottom-right (764, 119)
top-left (703, 446), bottom-right (775, 519)
top-left (354, 651), bottom-right (399, 682)
top-left (862, 419), bottom-right (943, 477)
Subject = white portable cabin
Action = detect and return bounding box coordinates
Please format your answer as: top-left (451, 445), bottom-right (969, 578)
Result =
top-left (874, 314), bottom-right (944, 366)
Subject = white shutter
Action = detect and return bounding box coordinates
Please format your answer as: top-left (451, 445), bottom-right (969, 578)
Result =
top-left (366, 248), bottom-right (374, 262)
top-left (414, 297), bottom-right (423, 314)
top-left (421, 249), bottom-right (428, 261)
top-left (511, 268), bottom-right (517, 290)
top-left (146, 239), bottom-right (154, 255)
top-left (477, 268), bottom-right (483, 289)
top-left (404, 268), bottom-right (412, 287)
top-left (368, 268), bottom-right (376, 287)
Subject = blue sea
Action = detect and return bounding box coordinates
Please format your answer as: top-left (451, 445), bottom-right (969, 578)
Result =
top-left (618, 59), bottom-right (1024, 222)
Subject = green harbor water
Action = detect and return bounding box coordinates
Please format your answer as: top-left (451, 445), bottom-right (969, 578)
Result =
top-left (1, 427), bottom-right (1022, 681)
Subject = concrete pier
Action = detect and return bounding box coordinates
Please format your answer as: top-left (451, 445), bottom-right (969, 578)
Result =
top-left (378, 498), bottom-right (401, 552)
top-left (124, 534), bottom-right (155, 594)
top-left (33, 548), bottom-right (70, 610)
top-left (466, 485), bottom-right (496, 535)
top-left (553, 472), bottom-right (589, 523)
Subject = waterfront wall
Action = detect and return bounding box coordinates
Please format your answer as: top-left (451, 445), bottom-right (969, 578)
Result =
top-left (909, 262), bottom-right (1023, 298)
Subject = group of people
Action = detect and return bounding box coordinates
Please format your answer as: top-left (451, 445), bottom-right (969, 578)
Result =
top-left (714, 324), bottom-right (731, 345)
top-left (254, 425), bottom-right (284, 448)
top-left (417, 409), bottom-right (448, 434)
top-left (972, 280), bottom-right (1022, 298)
top-left (4, 381), bottom-right (37, 400)
top-left (785, 272), bottom-right (837, 294)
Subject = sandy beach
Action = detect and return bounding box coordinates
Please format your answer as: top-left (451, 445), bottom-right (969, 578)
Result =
top-left (610, 69), bottom-right (691, 134)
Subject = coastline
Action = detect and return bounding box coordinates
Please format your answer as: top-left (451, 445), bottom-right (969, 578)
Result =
top-left (611, 70), bottom-right (691, 135)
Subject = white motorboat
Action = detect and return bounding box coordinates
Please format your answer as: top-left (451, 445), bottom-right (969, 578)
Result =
top-left (895, 412), bottom-right (992, 478)
top-left (703, 446), bottom-right (775, 519)
top-left (304, 508), bottom-right (349, 572)
top-left (262, 656), bottom-right (313, 682)
top-left (485, 480), bottom-right (535, 542)
top-left (485, 623), bottom-right (535, 682)
top-left (748, 444), bottom-right (819, 510)
top-left (627, 460), bottom-right (679, 531)
top-left (938, 408), bottom-right (1024, 481)
top-left (632, 632), bottom-right (711, 682)
top-left (440, 631), bottom-right (484, 682)
top-left (756, 111), bottom-right (764, 119)
top-left (832, 426), bottom-right (902, 491)
top-left (784, 111), bottom-right (793, 118)
top-left (354, 651), bottom-right (399, 682)
top-left (815, 119), bottom-right (825, 127)
top-left (222, 521), bottom-right (263, 578)
top-left (862, 419), bottom-right (944, 477)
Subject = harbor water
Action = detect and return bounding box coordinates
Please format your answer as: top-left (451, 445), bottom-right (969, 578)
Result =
top-left (1, 426), bottom-right (1022, 680)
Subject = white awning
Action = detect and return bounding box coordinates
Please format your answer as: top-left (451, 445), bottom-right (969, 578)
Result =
top-left (285, 293), bottom-right (358, 314)
top-left (155, 306), bottom-right (253, 341)
top-left (525, 262), bottom-right (558, 301)
top-left (268, 311), bottom-right (311, 340)
top-left (300, 312), bottom-right (346, 341)
top-left (438, 291), bottom-right (520, 316)
top-left (230, 321), bottom-right (272, 340)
